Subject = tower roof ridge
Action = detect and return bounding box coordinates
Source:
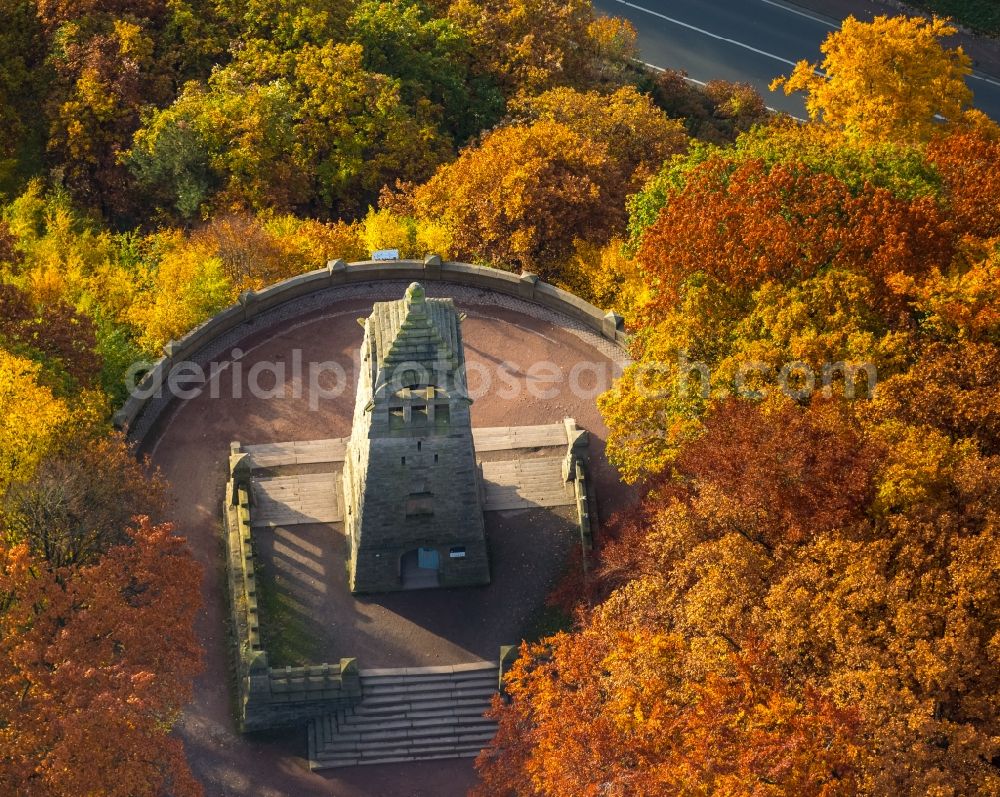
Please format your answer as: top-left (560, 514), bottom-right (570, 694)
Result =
top-left (368, 284), bottom-right (461, 375)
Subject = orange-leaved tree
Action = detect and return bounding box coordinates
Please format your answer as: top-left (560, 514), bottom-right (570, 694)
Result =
top-left (0, 517), bottom-right (203, 797)
top-left (595, 392), bottom-right (1000, 793)
top-left (511, 85), bottom-right (687, 192)
top-left (599, 152), bottom-right (953, 482)
top-left (476, 623), bottom-right (861, 796)
top-left (412, 120), bottom-right (619, 276)
top-left (926, 127), bottom-right (1000, 239)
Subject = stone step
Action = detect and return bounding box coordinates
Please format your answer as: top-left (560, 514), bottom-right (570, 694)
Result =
top-left (362, 695), bottom-right (492, 710)
top-left (313, 733), bottom-right (496, 760)
top-left (350, 703), bottom-right (491, 722)
top-left (355, 698), bottom-right (494, 719)
top-left (361, 678), bottom-right (497, 697)
top-left (315, 701), bottom-right (494, 744)
top-left (362, 669), bottom-right (498, 683)
top-left (359, 674), bottom-right (499, 692)
top-left (359, 685), bottom-right (496, 704)
top-left (359, 662), bottom-right (499, 677)
top-left (319, 706), bottom-right (494, 732)
top-left (311, 745), bottom-right (486, 770)
top-left (318, 724), bottom-right (497, 752)
top-left (310, 730), bottom-right (497, 770)
top-left (360, 669), bottom-right (498, 688)
top-left (334, 715), bottom-right (495, 740)
top-left (314, 698), bottom-right (496, 738)
top-left (345, 712), bottom-right (493, 732)
top-left (323, 698), bottom-right (490, 726)
top-left (308, 665), bottom-right (500, 770)
top-left (356, 696), bottom-right (493, 714)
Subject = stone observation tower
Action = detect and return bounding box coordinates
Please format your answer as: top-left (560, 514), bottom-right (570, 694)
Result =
top-left (342, 282), bottom-right (490, 593)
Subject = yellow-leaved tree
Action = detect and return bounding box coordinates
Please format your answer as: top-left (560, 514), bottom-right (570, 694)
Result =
top-left (772, 15), bottom-right (975, 143)
top-left (128, 231), bottom-right (232, 354)
top-left (0, 350), bottom-right (70, 497)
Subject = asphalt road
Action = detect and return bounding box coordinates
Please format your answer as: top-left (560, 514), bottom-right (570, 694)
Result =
top-left (593, 0), bottom-right (1000, 121)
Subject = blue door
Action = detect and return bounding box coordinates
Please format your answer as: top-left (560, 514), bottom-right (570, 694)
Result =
top-left (418, 547), bottom-right (439, 570)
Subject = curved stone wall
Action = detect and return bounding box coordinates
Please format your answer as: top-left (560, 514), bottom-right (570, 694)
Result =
top-left (114, 257), bottom-right (628, 442)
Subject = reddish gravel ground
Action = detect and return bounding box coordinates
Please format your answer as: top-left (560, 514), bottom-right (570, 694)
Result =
top-left (144, 288), bottom-right (634, 797)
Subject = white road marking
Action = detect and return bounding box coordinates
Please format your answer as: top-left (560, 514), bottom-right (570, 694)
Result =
top-left (608, 0), bottom-right (801, 67)
top-left (753, 0), bottom-right (1000, 91)
top-left (619, 0), bottom-right (1000, 96)
top-left (970, 72), bottom-right (1000, 88)
top-left (757, 0), bottom-right (838, 28)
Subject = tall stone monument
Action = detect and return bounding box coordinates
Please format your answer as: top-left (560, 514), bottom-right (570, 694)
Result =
top-left (342, 282), bottom-right (491, 593)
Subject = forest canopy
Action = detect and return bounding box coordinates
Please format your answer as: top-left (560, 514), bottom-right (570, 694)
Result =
top-left (1, 3), bottom-right (998, 795)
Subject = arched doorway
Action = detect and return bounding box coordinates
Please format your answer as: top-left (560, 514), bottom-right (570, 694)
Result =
top-left (400, 547), bottom-right (440, 589)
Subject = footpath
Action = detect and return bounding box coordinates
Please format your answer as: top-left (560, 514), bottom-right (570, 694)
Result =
top-left (787, 0), bottom-right (1000, 77)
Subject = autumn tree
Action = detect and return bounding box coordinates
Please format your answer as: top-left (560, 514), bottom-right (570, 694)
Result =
top-left (359, 204), bottom-right (453, 260)
top-left (212, 0), bottom-right (350, 51)
top-left (0, 349), bottom-right (74, 497)
top-left (556, 238), bottom-right (647, 316)
top-left (601, 146), bottom-right (955, 481)
top-left (0, 283), bottom-right (102, 389)
top-left (925, 127), bottom-right (1000, 239)
top-left (511, 85), bottom-right (687, 192)
top-left (722, 118), bottom-right (943, 199)
top-left (587, 14), bottom-right (638, 83)
top-left (0, 518), bottom-right (203, 796)
top-left (44, 9), bottom-right (170, 217)
top-left (0, 0), bottom-right (47, 198)
top-left (760, 432), bottom-right (1000, 793)
top-left (591, 393), bottom-right (1000, 793)
top-left (3, 432), bottom-right (166, 567)
top-left (636, 156), bottom-right (952, 314)
top-left (192, 212), bottom-right (366, 290)
top-left (412, 120), bottom-right (618, 275)
top-left (651, 68), bottom-right (768, 143)
top-left (866, 340), bottom-right (1000, 455)
top-left (128, 42), bottom-right (450, 219)
top-left (772, 15), bottom-right (976, 144)
top-left (347, 0), bottom-right (503, 143)
top-left (477, 619), bottom-right (861, 796)
top-left (448, 0), bottom-right (597, 96)
top-left (901, 239), bottom-right (1000, 344)
top-left (0, 181), bottom-right (151, 400)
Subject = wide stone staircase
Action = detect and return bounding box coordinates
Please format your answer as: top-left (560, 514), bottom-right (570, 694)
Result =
top-left (307, 661), bottom-right (500, 769)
